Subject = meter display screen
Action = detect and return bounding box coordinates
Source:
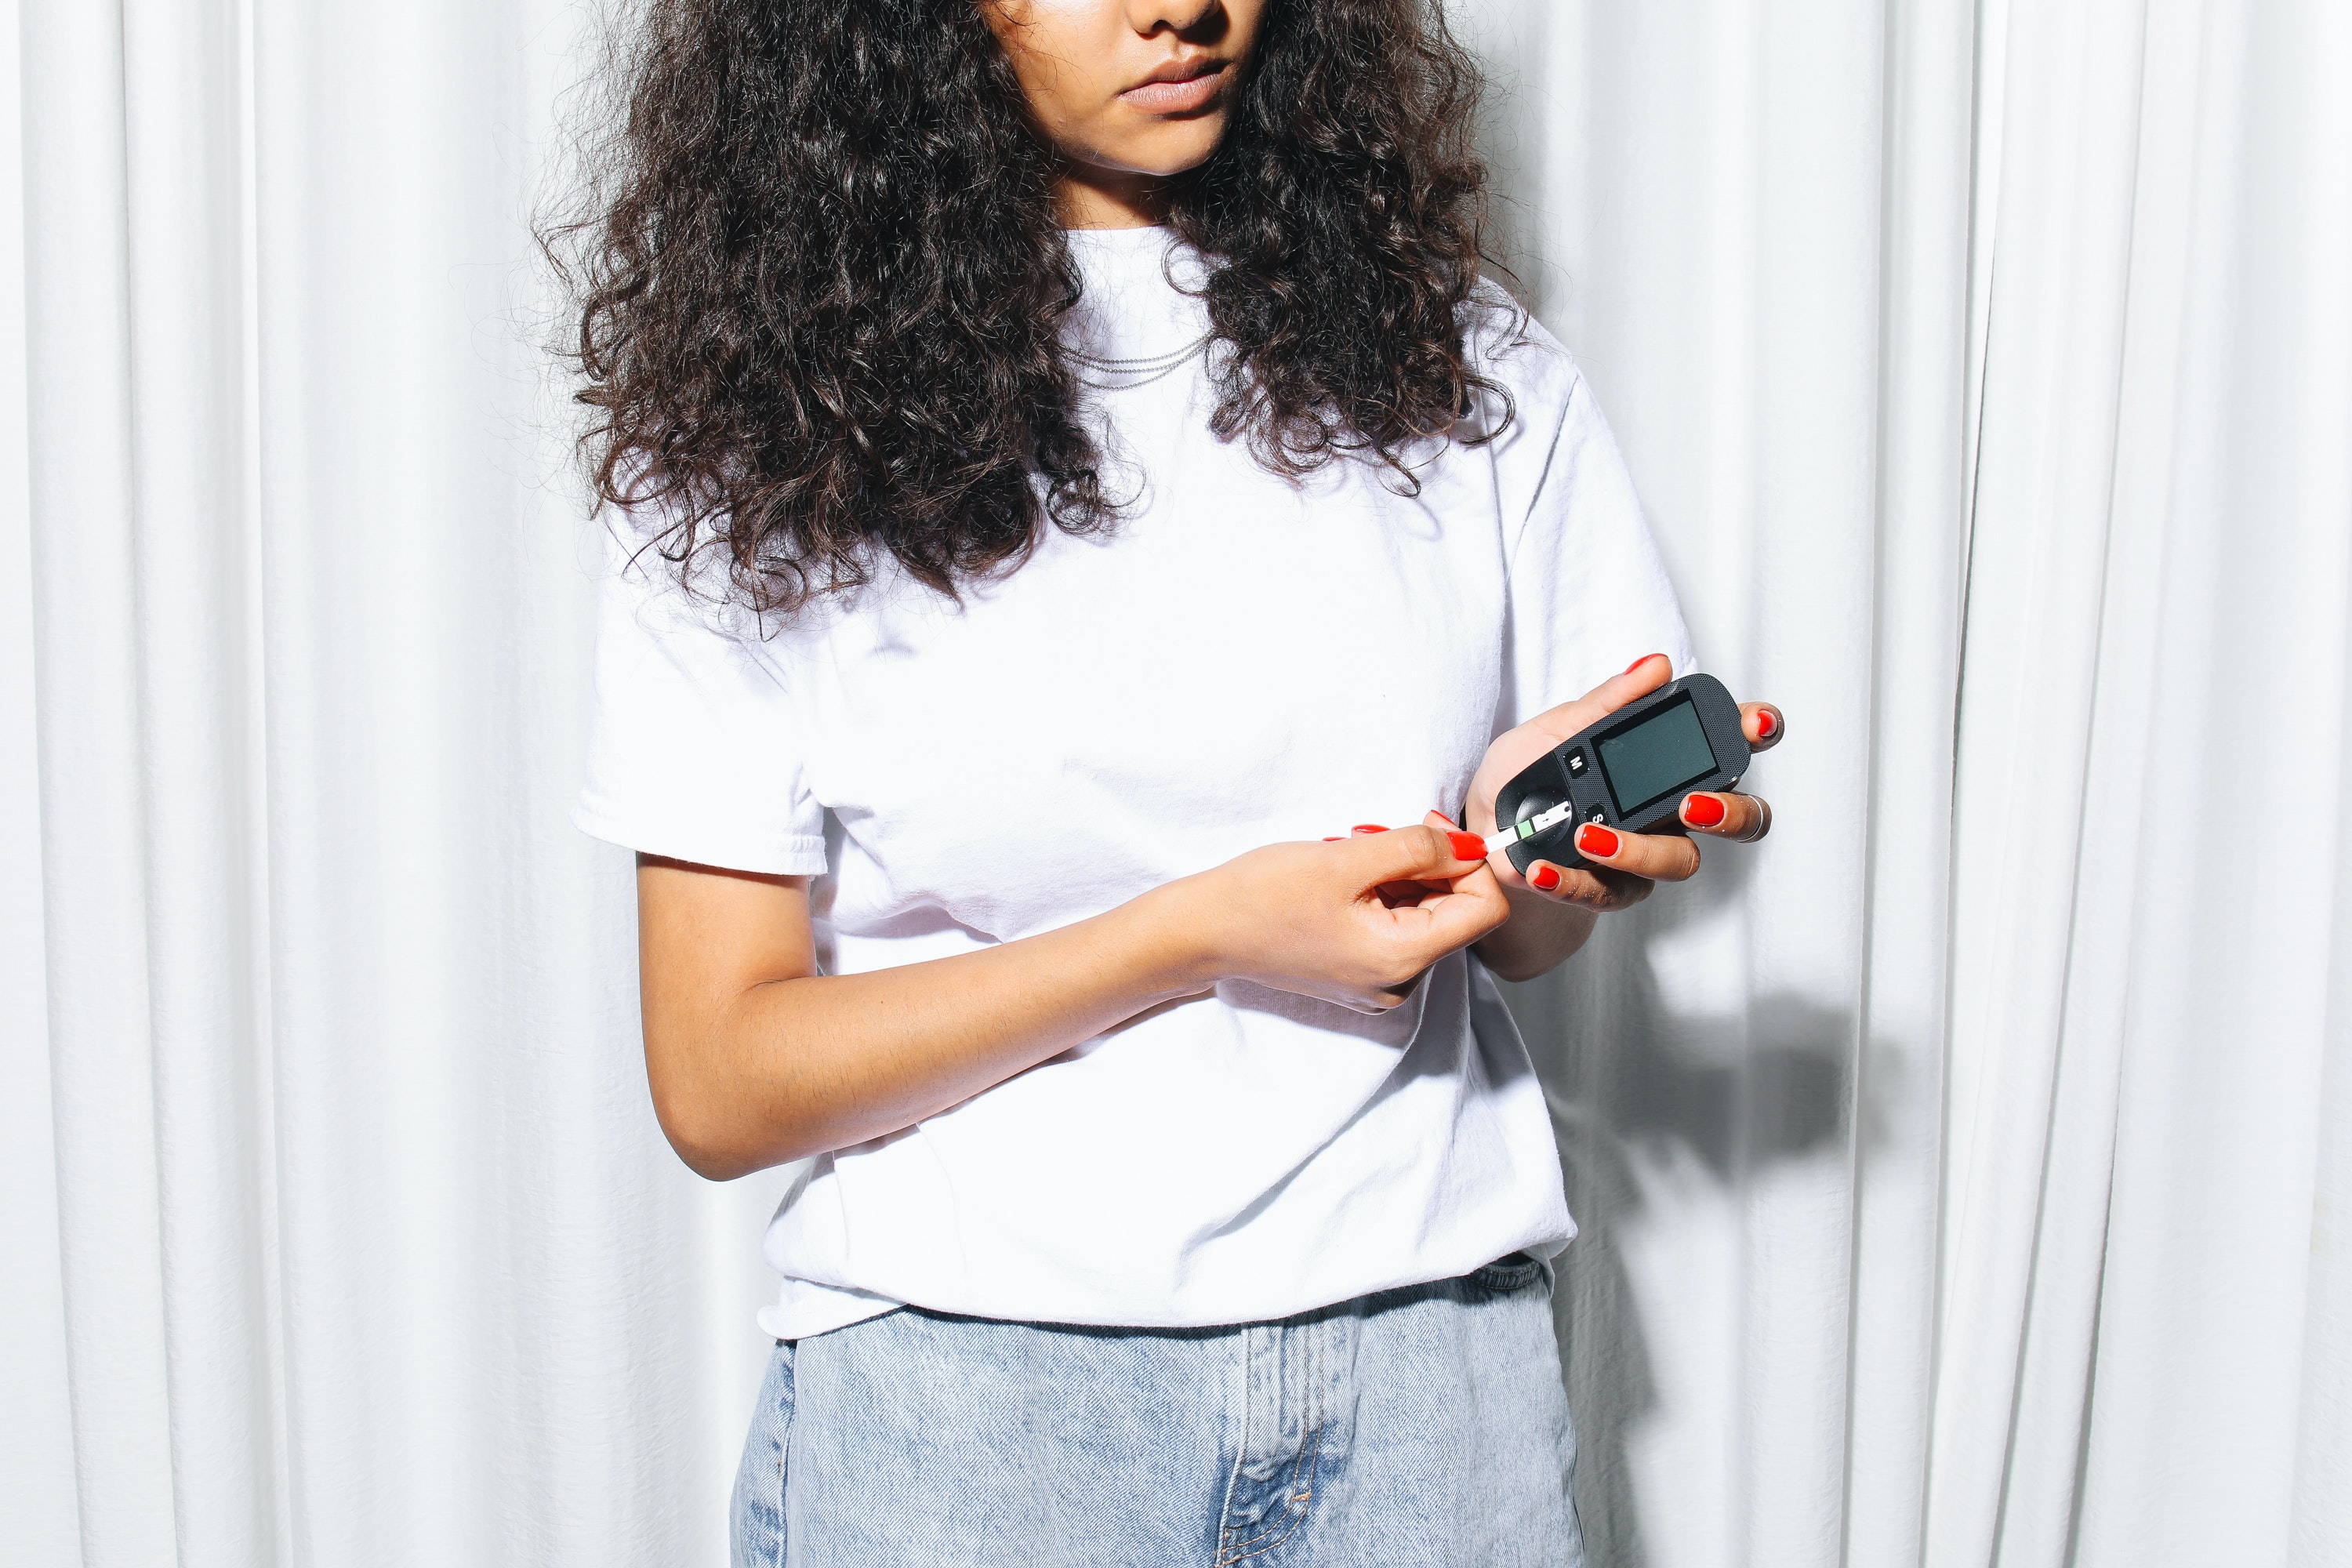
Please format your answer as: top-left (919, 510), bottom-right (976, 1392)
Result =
top-left (1597, 695), bottom-right (1719, 816)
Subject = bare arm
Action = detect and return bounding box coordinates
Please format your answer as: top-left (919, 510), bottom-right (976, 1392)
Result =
top-left (639, 825), bottom-right (1504, 1180)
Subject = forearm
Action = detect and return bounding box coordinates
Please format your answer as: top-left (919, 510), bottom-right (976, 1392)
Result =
top-left (1472, 887), bottom-right (1597, 982)
top-left (648, 884), bottom-right (1211, 1179)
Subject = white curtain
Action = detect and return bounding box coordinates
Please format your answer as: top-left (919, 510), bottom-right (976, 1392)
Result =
top-left (2, 1), bottom-right (2344, 1563)
top-left (1458, 0), bottom-right (2352, 1563)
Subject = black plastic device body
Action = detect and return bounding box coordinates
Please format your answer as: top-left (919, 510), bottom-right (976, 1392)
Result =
top-left (1491, 673), bottom-right (1751, 875)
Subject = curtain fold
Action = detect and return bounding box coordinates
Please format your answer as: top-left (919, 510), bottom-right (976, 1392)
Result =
top-left (1467, 0), bottom-right (2348, 1562)
top-left (2, 2), bottom-right (2344, 1564)
top-left (0, 4), bottom-right (78, 1560)
top-left (1935, 2), bottom-right (2351, 1562)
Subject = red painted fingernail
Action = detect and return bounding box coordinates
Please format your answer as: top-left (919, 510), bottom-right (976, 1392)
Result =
top-left (1624, 653), bottom-right (1661, 674)
top-left (1577, 823), bottom-right (1620, 858)
top-left (1352, 823), bottom-right (1388, 836)
top-left (1447, 831), bottom-right (1486, 861)
top-left (1755, 710), bottom-right (1777, 739)
top-left (1530, 864), bottom-right (1561, 891)
top-left (1682, 793), bottom-right (1726, 827)
top-left (1323, 836), bottom-right (1346, 842)
top-left (1432, 808), bottom-right (1457, 826)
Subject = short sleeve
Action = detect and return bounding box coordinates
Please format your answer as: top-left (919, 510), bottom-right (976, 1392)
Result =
top-left (572, 525), bottom-right (829, 876)
top-left (1494, 348), bottom-right (1694, 731)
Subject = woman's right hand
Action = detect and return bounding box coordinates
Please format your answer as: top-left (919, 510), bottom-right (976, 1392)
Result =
top-left (1156, 825), bottom-right (1506, 1013)
top-left (637, 825), bottom-right (1501, 1178)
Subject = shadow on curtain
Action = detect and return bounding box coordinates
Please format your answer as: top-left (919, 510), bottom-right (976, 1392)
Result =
top-left (4, 0), bottom-right (2347, 1565)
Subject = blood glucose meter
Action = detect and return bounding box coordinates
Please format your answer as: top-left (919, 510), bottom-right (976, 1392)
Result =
top-left (1490, 672), bottom-right (1754, 875)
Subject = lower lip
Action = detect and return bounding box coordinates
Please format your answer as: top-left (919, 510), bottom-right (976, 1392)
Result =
top-left (1122, 68), bottom-right (1225, 114)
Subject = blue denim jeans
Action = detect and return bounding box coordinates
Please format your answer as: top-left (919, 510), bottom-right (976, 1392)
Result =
top-left (731, 1254), bottom-right (1582, 1566)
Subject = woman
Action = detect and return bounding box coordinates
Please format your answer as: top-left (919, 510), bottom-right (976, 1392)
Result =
top-left (561, 1), bottom-right (1781, 1562)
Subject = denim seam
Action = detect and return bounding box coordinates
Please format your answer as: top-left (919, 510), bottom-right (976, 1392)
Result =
top-left (1215, 1319), bottom-right (1326, 1566)
top-left (772, 1354), bottom-right (793, 1559)
top-left (747, 1345), bottom-right (793, 1568)
top-left (1227, 1321), bottom-right (1325, 1564)
top-left (1213, 1324), bottom-right (1260, 1559)
top-left (1218, 1344), bottom-right (1294, 1558)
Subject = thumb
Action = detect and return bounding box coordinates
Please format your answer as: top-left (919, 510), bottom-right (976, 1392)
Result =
top-left (1515, 653), bottom-right (1675, 747)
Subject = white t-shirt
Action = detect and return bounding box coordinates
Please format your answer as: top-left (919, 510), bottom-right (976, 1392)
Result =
top-left (575, 227), bottom-right (1692, 1340)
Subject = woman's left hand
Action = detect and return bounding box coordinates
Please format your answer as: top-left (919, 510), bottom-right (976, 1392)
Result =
top-left (1457, 654), bottom-right (1781, 978)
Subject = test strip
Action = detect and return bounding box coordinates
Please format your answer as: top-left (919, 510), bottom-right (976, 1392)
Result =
top-left (1483, 800), bottom-right (1579, 858)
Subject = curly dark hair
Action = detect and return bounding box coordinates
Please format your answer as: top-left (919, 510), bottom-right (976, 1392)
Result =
top-left (551, 0), bottom-right (1507, 615)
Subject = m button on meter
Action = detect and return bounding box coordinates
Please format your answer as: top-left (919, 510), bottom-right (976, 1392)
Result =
top-left (1566, 750), bottom-right (1588, 777)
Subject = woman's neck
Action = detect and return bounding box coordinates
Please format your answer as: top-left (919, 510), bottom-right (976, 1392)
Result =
top-left (1054, 159), bottom-right (1170, 230)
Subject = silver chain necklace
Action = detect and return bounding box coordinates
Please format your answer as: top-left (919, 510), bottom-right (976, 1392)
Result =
top-left (1065, 331), bottom-right (1213, 390)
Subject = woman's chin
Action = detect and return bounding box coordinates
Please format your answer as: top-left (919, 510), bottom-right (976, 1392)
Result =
top-left (1096, 124), bottom-right (1227, 180)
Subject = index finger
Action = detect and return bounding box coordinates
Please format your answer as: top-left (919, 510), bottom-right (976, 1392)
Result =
top-left (1345, 822), bottom-right (1490, 885)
